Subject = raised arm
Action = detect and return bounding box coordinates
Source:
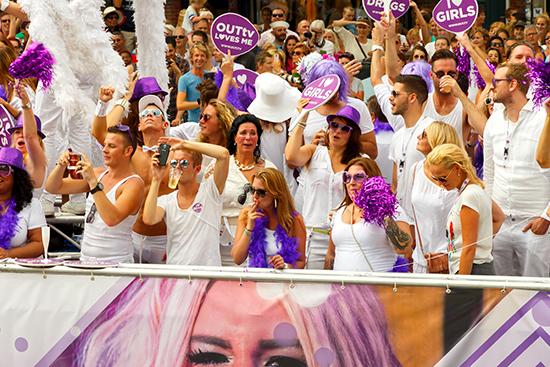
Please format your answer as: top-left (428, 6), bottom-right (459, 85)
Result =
top-left (381, 11), bottom-right (400, 84)
top-left (410, 1), bottom-right (431, 45)
top-left (459, 34), bottom-right (493, 87)
top-left (2, 1), bottom-right (29, 22)
top-left (285, 99), bottom-right (316, 167)
top-left (218, 50), bottom-right (236, 103)
top-left (370, 23), bottom-right (385, 87)
top-left (536, 99), bottom-right (550, 168)
top-left (92, 86), bottom-right (115, 146)
top-left (45, 151), bottom-right (92, 195)
top-left (142, 152), bottom-right (169, 226)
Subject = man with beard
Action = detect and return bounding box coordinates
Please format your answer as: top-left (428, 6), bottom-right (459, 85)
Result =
top-left (484, 63), bottom-right (550, 277)
top-left (257, 8), bottom-right (298, 48)
top-left (270, 22), bottom-right (288, 49)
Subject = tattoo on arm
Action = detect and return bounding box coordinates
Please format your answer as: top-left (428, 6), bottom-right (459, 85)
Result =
top-left (384, 218), bottom-right (411, 251)
top-left (324, 255), bottom-right (334, 270)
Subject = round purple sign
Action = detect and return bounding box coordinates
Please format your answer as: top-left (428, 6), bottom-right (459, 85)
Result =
top-left (433, 0), bottom-right (478, 35)
top-left (211, 13), bottom-right (259, 57)
top-left (0, 105), bottom-right (13, 148)
top-left (362, 0), bottom-right (410, 22)
top-left (301, 74), bottom-right (341, 111)
top-left (233, 69), bottom-right (258, 88)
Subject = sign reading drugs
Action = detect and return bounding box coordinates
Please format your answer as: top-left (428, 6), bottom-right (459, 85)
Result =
top-left (0, 105), bottom-right (13, 147)
top-left (211, 13), bottom-right (259, 56)
top-left (362, 0), bottom-right (410, 22)
top-left (433, 0), bottom-right (478, 36)
top-left (233, 69), bottom-right (258, 88)
top-left (301, 74), bottom-right (341, 110)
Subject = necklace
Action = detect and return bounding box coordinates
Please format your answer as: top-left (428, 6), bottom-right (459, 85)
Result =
top-left (234, 155), bottom-right (255, 171)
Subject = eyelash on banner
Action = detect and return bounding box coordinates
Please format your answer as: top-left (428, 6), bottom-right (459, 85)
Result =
top-left (186, 348), bottom-right (230, 364)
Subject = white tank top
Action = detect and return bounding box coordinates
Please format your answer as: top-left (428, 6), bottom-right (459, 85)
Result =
top-left (423, 93), bottom-right (464, 140)
top-left (81, 170), bottom-right (142, 262)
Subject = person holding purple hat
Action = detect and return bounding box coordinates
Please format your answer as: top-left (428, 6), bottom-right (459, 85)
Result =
top-left (286, 103), bottom-right (363, 269)
top-left (9, 83), bottom-right (47, 200)
top-left (0, 147), bottom-right (46, 260)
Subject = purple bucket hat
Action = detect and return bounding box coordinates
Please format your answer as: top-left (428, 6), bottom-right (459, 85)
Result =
top-left (129, 77), bottom-right (168, 103)
top-left (327, 105), bottom-right (360, 127)
top-left (0, 147), bottom-right (24, 170)
top-left (7, 114), bottom-right (46, 139)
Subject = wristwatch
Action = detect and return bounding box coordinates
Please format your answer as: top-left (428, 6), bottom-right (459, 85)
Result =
top-left (21, 102), bottom-right (31, 110)
top-left (90, 182), bottom-right (104, 195)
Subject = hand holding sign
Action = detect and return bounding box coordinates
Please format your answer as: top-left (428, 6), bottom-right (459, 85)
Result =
top-left (300, 75), bottom-right (341, 111)
top-left (211, 13), bottom-right (259, 57)
top-left (233, 69), bottom-right (259, 88)
top-left (363, 0), bottom-right (410, 22)
top-left (433, 0), bottom-right (478, 37)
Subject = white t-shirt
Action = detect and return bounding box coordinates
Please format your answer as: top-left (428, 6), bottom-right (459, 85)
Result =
top-left (350, 77), bottom-right (364, 96)
top-left (447, 184), bottom-right (493, 275)
top-left (10, 198), bottom-right (47, 248)
top-left (182, 6), bottom-right (197, 34)
top-left (423, 93), bottom-right (464, 140)
top-left (333, 26), bottom-right (373, 62)
top-left (158, 176), bottom-right (223, 266)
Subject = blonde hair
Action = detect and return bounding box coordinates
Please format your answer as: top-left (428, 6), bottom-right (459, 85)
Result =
top-left (267, 48), bottom-right (286, 66)
top-left (427, 144), bottom-right (484, 188)
top-left (425, 121), bottom-right (463, 150)
top-left (249, 168), bottom-right (297, 234)
top-left (189, 42), bottom-right (211, 63)
top-left (262, 43), bottom-right (278, 53)
top-left (324, 29), bottom-right (340, 53)
top-left (197, 99), bottom-right (235, 147)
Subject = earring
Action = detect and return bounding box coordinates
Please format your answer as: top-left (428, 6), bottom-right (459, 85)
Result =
top-left (274, 199), bottom-right (278, 208)
top-left (458, 173), bottom-right (460, 176)
top-left (234, 142), bottom-right (237, 146)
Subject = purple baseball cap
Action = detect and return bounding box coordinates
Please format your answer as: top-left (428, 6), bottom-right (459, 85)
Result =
top-left (327, 105), bottom-right (360, 127)
top-left (0, 147), bottom-right (25, 170)
top-left (129, 77), bottom-right (168, 103)
top-left (7, 114), bottom-right (46, 139)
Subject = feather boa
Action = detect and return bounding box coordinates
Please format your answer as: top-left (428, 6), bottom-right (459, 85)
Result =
top-left (19, 0), bottom-right (128, 129)
top-left (213, 71), bottom-right (245, 111)
top-left (373, 119), bottom-right (393, 134)
top-left (0, 199), bottom-right (19, 250)
top-left (474, 140), bottom-right (484, 179)
top-left (248, 210), bottom-right (301, 268)
top-left (526, 58), bottom-right (549, 110)
top-left (353, 176), bottom-right (397, 228)
top-left (133, 0), bottom-right (169, 94)
top-left (391, 256), bottom-right (410, 273)
top-left (454, 46), bottom-right (470, 84)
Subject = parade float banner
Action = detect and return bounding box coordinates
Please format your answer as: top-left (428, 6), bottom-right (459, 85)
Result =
top-left (233, 69), bottom-right (259, 88)
top-left (211, 13), bottom-right (259, 56)
top-left (3, 272), bottom-right (550, 367)
top-left (301, 74), bottom-right (340, 111)
top-left (362, 0), bottom-right (410, 22)
top-left (0, 105), bottom-right (13, 147)
top-left (433, 0), bottom-right (479, 36)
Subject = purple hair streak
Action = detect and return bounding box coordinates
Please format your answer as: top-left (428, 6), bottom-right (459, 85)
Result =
top-left (306, 60), bottom-right (349, 103)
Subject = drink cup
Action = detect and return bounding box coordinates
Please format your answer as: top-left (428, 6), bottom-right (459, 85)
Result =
top-left (168, 168), bottom-right (182, 189)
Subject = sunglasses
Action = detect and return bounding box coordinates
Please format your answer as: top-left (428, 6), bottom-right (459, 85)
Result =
top-left (272, 13), bottom-right (284, 18)
top-left (329, 121), bottom-right (353, 134)
top-left (0, 163), bottom-right (13, 176)
top-left (199, 113), bottom-right (212, 121)
top-left (491, 77), bottom-right (513, 87)
top-left (490, 42), bottom-right (503, 47)
top-left (116, 125), bottom-right (134, 147)
top-left (139, 109), bottom-right (162, 118)
top-left (106, 14), bottom-right (119, 20)
top-left (433, 70), bottom-right (457, 79)
top-left (175, 35), bottom-right (187, 39)
top-left (431, 166), bottom-right (455, 183)
top-left (292, 51), bottom-right (303, 56)
top-left (249, 186), bottom-right (267, 197)
top-left (86, 203), bottom-right (97, 224)
top-left (391, 90), bottom-right (411, 98)
top-left (238, 183), bottom-right (267, 205)
top-left (170, 159), bottom-right (189, 169)
top-left (1, 19), bottom-right (9, 23)
top-left (342, 170), bottom-right (368, 185)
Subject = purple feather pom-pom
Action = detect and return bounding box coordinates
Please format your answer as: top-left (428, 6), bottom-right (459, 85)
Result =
top-left (454, 47), bottom-right (470, 84)
top-left (473, 60), bottom-right (496, 90)
top-left (526, 58), bottom-right (550, 110)
top-left (353, 176), bottom-right (397, 228)
top-left (9, 42), bottom-right (56, 90)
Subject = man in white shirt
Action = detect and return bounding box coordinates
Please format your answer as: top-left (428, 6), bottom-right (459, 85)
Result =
top-left (484, 63), bottom-right (550, 277)
top-left (309, 19), bottom-right (334, 54)
top-left (143, 138), bottom-right (229, 266)
top-left (257, 8), bottom-right (299, 48)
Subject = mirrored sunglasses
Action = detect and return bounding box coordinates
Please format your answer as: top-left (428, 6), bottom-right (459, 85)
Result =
top-left (342, 170), bottom-right (368, 184)
top-left (0, 164), bottom-right (13, 177)
top-left (170, 159), bottom-right (189, 169)
top-left (139, 109), bottom-right (163, 118)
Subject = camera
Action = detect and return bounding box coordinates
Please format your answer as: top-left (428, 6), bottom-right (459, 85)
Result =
top-left (304, 31), bottom-right (312, 39)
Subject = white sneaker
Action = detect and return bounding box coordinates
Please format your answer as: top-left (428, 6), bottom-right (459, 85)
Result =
top-left (61, 201), bottom-right (86, 215)
top-left (40, 197), bottom-right (55, 217)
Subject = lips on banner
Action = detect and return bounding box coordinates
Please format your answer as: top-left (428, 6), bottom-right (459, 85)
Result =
top-left (362, 0), bottom-right (410, 22)
top-left (433, 0), bottom-right (478, 36)
top-left (233, 69), bottom-right (259, 88)
top-left (301, 74), bottom-right (341, 110)
top-left (211, 13), bottom-right (259, 56)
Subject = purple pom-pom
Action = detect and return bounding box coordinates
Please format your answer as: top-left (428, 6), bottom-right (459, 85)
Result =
top-left (526, 58), bottom-right (550, 110)
top-left (9, 42), bottom-right (56, 90)
top-left (353, 176), bottom-right (397, 228)
top-left (472, 60), bottom-right (496, 90)
top-left (454, 47), bottom-right (470, 84)
top-left (390, 256), bottom-right (410, 273)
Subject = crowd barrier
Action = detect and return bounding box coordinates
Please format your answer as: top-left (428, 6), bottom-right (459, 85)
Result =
top-left (1, 263), bottom-right (550, 366)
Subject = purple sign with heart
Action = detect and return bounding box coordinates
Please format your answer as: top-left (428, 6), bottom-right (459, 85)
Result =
top-left (362, 0), bottom-right (410, 22)
top-left (0, 105), bottom-right (13, 148)
top-left (301, 74), bottom-right (341, 110)
top-left (211, 13), bottom-right (259, 57)
top-left (233, 69), bottom-right (258, 88)
top-left (433, 0), bottom-right (478, 35)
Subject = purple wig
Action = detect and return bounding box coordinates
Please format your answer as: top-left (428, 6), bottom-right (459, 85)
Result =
top-left (401, 61), bottom-right (434, 93)
top-left (306, 60), bottom-right (350, 103)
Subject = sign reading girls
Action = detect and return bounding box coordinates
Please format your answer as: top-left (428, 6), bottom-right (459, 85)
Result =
top-left (211, 13), bottom-right (259, 56)
top-left (301, 74), bottom-right (341, 110)
top-left (433, 0), bottom-right (478, 36)
top-left (362, 0), bottom-right (410, 22)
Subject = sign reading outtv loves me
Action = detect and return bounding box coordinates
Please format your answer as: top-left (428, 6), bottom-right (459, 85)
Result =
top-left (211, 13), bottom-right (259, 56)
top-left (362, 0), bottom-right (410, 22)
top-left (301, 74), bottom-right (341, 110)
top-left (433, 0), bottom-right (478, 35)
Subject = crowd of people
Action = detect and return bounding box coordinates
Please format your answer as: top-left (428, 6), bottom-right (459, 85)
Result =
top-left (2, 0), bottom-right (550, 278)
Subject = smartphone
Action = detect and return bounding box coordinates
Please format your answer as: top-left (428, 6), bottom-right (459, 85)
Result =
top-left (273, 53), bottom-right (280, 63)
top-left (67, 149), bottom-right (83, 180)
top-left (157, 143), bottom-right (171, 166)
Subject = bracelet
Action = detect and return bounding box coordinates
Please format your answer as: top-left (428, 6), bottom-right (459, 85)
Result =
top-left (372, 45), bottom-right (384, 52)
top-left (14, 111), bottom-right (21, 121)
top-left (115, 98), bottom-right (129, 111)
top-left (0, 0), bottom-right (10, 12)
top-left (284, 263), bottom-right (289, 269)
top-left (95, 100), bottom-right (109, 117)
top-left (297, 121), bottom-right (307, 129)
top-left (243, 228), bottom-right (252, 237)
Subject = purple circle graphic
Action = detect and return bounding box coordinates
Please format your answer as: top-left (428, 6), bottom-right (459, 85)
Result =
top-left (15, 337), bottom-right (28, 352)
top-left (362, 0), bottom-right (410, 22)
top-left (273, 322), bottom-right (298, 347)
top-left (301, 74), bottom-right (340, 111)
top-left (234, 69), bottom-right (258, 88)
top-left (0, 104), bottom-right (13, 148)
top-left (532, 298), bottom-right (550, 327)
top-left (314, 347), bottom-right (335, 367)
top-left (433, 0), bottom-right (478, 35)
top-left (211, 13), bottom-right (259, 56)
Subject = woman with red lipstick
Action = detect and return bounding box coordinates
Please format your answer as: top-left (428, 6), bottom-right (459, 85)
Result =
top-left (232, 168), bottom-right (306, 269)
top-left (286, 103), bottom-right (363, 269)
